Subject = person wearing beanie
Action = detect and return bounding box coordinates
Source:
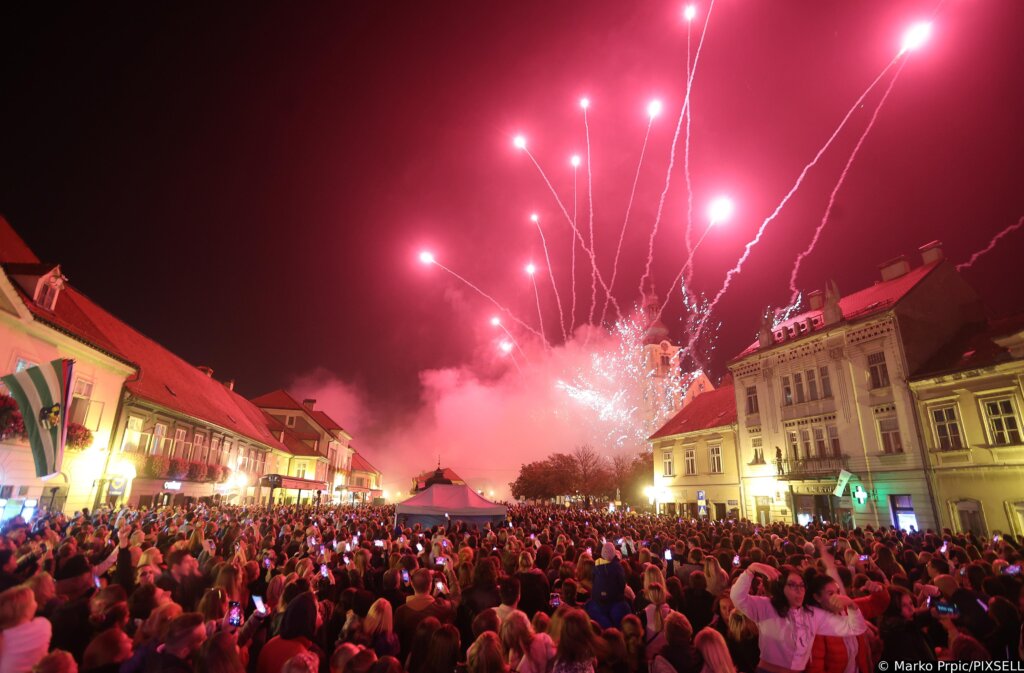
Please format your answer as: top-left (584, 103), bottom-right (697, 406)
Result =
top-left (585, 540), bottom-right (630, 629)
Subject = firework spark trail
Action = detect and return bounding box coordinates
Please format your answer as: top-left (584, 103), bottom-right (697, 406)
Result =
top-left (688, 54), bottom-right (901, 345)
top-left (682, 13), bottom-right (696, 299)
top-left (493, 319), bottom-right (528, 362)
top-left (584, 107), bottom-right (598, 326)
top-left (956, 215), bottom-right (1024, 271)
top-left (433, 260), bottom-right (544, 340)
top-left (571, 165), bottom-right (578, 333)
top-left (788, 61), bottom-right (907, 304)
top-left (637, 0), bottom-right (716, 302)
top-left (659, 221), bottom-right (714, 317)
top-left (533, 215), bottom-right (568, 341)
top-left (522, 149), bottom-right (622, 321)
top-left (603, 117), bottom-right (655, 322)
top-left (528, 269), bottom-right (549, 346)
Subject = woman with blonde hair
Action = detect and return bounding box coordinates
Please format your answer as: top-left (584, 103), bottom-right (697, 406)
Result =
top-left (467, 632), bottom-right (508, 673)
top-left (694, 627), bottom-right (735, 673)
top-left (214, 563), bottom-right (246, 604)
top-left (641, 583), bottom-right (671, 661)
top-left (0, 585), bottom-right (51, 673)
top-left (703, 558), bottom-right (729, 599)
top-left (361, 598), bottom-right (400, 658)
top-left (499, 610), bottom-right (555, 673)
top-left (724, 611), bottom-right (760, 673)
top-left (23, 573), bottom-right (57, 618)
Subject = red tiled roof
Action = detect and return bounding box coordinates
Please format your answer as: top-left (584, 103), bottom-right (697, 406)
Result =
top-left (649, 384), bottom-right (737, 440)
top-left (0, 220), bottom-right (287, 452)
top-left (250, 389), bottom-right (348, 435)
top-left (911, 314), bottom-right (1024, 379)
top-left (351, 452), bottom-right (380, 474)
top-left (733, 260), bottom-right (943, 360)
top-left (250, 389), bottom-right (303, 409)
top-left (413, 467), bottom-right (464, 485)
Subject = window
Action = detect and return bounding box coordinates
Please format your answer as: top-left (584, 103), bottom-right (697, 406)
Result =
top-left (890, 495), bottom-right (918, 531)
top-left (224, 442), bottom-right (235, 467)
top-left (684, 449), bottom-right (696, 475)
top-left (709, 445), bottom-right (723, 474)
top-left (800, 429), bottom-right (812, 458)
top-left (814, 428), bottom-right (828, 457)
top-left (878, 416), bottom-right (903, 454)
top-left (806, 369), bottom-right (819, 401)
top-left (787, 430), bottom-right (799, 460)
top-left (37, 281), bottom-right (59, 310)
top-left (210, 437), bottom-right (221, 465)
top-left (793, 373), bottom-right (806, 404)
top-left (68, 379), bottom-right (93, 426)
top-left (745, 386), bottom-right (759, 415)
top-left (828, 425), bottom-right (841, 456)
top-left (296, 462), bottom-right (307, 479)
top-left (192, 433), bottom-right (206, 462)
top-left (750, 435), bottom-right (764, 464)
top-left (152, 423), bottom-right (168, 456)
top-left (983, 398), bottom-right (1021, 446)
top-left (285, 416), bottom-right (296, 428)
top-left (663, 451), bottom-right (674, 477)
top-left (173, 429), bottom-right (187, 459)
top-left (14, 357), bottom-right (38, 373)
top-left (782, 377), bottom-right (793, 406)
top-left (820, 366), bottom-right (832, 398)
top-left (868, 352), bottom-right (890, 389)
top-left (121, 416), bottom-right (144, 453)
top-left (931, 406), bottom-right (963, 450)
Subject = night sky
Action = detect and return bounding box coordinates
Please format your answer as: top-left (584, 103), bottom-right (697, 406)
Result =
top-left (2, 2), bottom-right (1022, 491)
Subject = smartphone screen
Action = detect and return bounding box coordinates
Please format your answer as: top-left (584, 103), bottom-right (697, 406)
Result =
top-left (252, 596), bottom-right (266, 614)
top-left (320, 564), bottom-right (328, 578)
top-left (549, 592), bottom-right (561, 608)
top-left (1004, 565), bottom-right (1022, 576)
top-left (859, 555), bottom-right (869, 562)
top-left (437, 557), bottom-right (446, 565)
top-left (733, 554), bottom-right (741, 567)
top-left (663, 549), bottom-right (672, 561)
top-left (94, 575), bottom-right (101, 589)
top-left (402, 569), bottom-right (410, 584)
top-left (263, 557), bottom-right (272, 568)
top-left (416, 543), bottom-right (424, 553)
top-left (228, 601), bottom-right (243, 626)
top-left (374, 540), bottom-right (384, 548)
top-left (435, 580), bottom-right (445, 593)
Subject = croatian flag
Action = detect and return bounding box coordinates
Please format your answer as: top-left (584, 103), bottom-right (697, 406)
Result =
top-left (1, 359), bottom-right (74, 478)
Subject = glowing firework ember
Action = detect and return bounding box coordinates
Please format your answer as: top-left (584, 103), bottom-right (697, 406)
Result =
top-left (418, 251), bottom-right (434, 265)
top-left (900, 22), bottom-right (932, 55)
top-left (684, 5), bottom-right (697, 22)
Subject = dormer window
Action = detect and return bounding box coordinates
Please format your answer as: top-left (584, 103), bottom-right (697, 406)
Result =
top-left (35, 274), bottom-right (63, 311)
top-left (285, 416), bottom-right (296, 428)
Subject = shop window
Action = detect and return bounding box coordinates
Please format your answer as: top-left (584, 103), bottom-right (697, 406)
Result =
top-left (889, 494), bottom-right (918, 531)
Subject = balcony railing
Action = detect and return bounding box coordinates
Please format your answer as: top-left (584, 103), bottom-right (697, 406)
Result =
top-left (774, 454), bottom-right (849, 479)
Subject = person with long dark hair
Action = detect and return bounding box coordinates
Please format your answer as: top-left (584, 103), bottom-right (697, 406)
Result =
top-left (729, 563), bottom-right (865, 673)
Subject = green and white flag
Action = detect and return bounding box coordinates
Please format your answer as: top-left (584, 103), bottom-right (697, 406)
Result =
top-left (1, 359), bottom-right (74, 478)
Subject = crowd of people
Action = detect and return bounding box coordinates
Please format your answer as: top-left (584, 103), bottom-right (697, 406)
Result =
top-left (0, 500), bottom-right (1020, 673)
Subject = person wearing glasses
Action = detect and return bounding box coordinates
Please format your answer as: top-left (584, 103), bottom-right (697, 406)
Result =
top-left (729, 563), bottom-right (865, 673)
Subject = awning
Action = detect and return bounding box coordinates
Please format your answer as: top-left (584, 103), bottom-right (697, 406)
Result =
top-left (261, 474), bottom-right (328, 491)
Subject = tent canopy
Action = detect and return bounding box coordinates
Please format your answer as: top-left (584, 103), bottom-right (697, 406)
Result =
top-left (395, 484), bottom-right (506, 527)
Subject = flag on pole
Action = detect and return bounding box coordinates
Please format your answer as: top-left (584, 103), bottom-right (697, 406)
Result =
top-left (1, 359), bottom-right (74, 478)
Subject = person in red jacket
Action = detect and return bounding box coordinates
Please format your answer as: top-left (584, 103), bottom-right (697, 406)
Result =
top-left (804, 570), bottom-right (889, 673)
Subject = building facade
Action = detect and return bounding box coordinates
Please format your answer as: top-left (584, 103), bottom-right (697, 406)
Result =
top-left (0, 240), bottom-right (136, 515)
top-left (909, 317), bottom-right (1024, 537)
top-left (729, 243), bottom-right (982, 531)
top-left (649, 383), bottom-right (741, 519)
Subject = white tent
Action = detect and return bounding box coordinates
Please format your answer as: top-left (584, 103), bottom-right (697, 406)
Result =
top-left (395, 484), bottom-right (507, 528)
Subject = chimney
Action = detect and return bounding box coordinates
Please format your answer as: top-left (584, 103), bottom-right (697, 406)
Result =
top-left (919, 240), bottom-right (944, 265)
top-left (302, 398), bottom-right (316, 410)
top-left (807, 290), bottom-right (824, 311)
top-left (878, 255), bottom-right (911, 282)
top-left (224, 379), bottom-right (235, 391)
top-left (197, 365), bottom-right (214, 377)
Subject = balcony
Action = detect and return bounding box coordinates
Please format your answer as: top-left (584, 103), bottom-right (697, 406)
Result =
top-left (774, 454), bottom-right (849, 480)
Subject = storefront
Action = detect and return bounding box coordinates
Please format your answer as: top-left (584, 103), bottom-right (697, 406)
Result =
top-left (261, 474), bottom-right (328, 506)
top-left (789, 482), bottom-right (853, 528)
